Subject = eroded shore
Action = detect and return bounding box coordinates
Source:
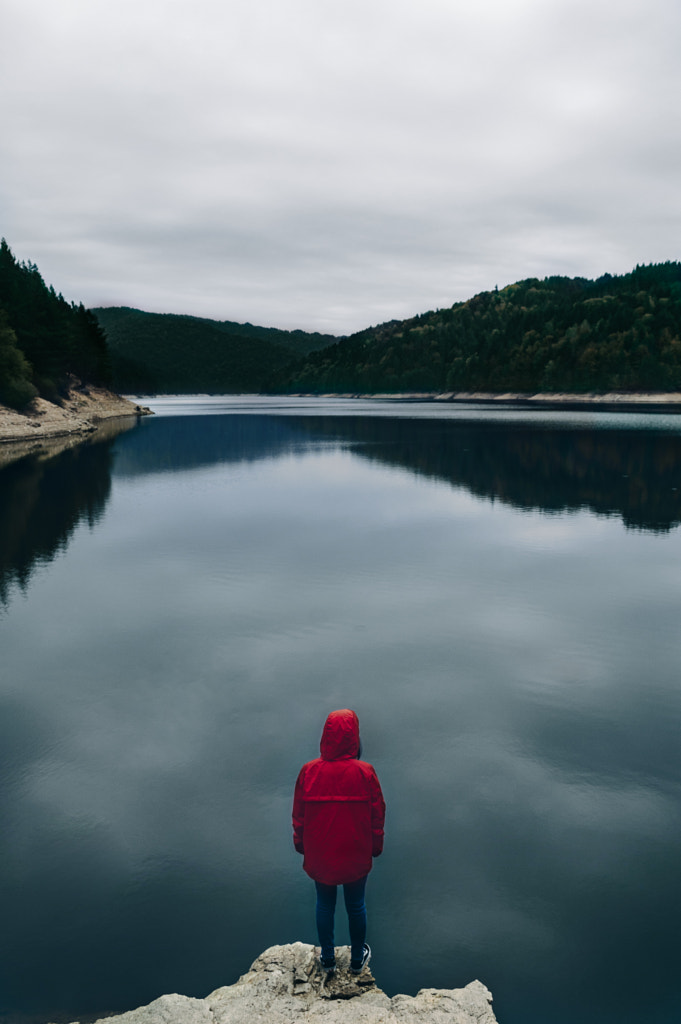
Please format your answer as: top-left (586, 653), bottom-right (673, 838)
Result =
top-left (0, 388), bottom-right (151, 447)
top-left (306, 390), bottom-right (681, 409)
top-left (4, 388), bottom-right (681, 455)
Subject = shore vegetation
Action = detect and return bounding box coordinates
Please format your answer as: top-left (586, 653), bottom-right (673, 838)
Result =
top-left (279, 263), bottom-right (681, 395)
top-left (0, 239), bottom-right (111, 409)
top-left (94, 306), bottom-right (336, 394)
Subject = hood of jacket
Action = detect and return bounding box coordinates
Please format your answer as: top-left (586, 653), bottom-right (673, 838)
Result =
top-left (320, 708), bottom-right (360, 760)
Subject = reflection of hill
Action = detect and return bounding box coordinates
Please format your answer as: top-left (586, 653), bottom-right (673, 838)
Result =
top-left (112, 411), bottom-right (681, 532)
top-left (296, 415), bottom-right (681, 532)
top-left (112, 414), bottom-right (317, 477)
top-left (1, 408), bottom-right (678, 604)
top-left (0, 425), bottom-right (131, 605)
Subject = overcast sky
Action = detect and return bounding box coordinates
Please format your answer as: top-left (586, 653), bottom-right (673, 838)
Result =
top-left (2, 0), bottom-right (680, 334)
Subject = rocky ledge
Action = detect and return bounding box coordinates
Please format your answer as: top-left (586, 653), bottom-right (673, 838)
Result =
top-left (75, 943), bottom-right (498, 1024)
top-left (0, 385), bottom-right (151, 445)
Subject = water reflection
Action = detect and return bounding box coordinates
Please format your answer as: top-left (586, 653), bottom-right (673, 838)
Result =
top-left (118, 411), bottom-right (681, 531)
top-left (297, 415), bottom-right (681, 532)
top-left (1, 402), bottom-right (680, 1024)
top-left (112, 413), bottom-right (316, 477)
top-left (0, 421), bottom-right (137, 606)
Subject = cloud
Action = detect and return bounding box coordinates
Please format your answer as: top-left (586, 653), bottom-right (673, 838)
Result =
top-left (2, 0), bottom-right (680, 331)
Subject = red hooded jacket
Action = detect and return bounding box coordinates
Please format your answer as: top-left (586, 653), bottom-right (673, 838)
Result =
top-left (292, 709), bottom-right (385, 885)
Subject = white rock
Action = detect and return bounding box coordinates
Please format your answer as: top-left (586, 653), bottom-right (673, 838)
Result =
top-left (81, 943), bottom-right (498, 1024)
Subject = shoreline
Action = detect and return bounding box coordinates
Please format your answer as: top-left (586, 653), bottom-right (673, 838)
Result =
top-left (4, 388), bottom-right (681, 449)
top-left (293, 390), bottom-right (681, 410)
top-left (0, 388), bottom-right (152, 446)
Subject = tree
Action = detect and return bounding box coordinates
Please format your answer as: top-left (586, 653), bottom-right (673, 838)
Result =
top-left (0, 239), bottom-right (113, 404)
top-left (0, 310), bottom-right (37, 408)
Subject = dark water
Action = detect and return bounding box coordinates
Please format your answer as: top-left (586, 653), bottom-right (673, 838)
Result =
top-left (1, 397), bottom-right (681, 1024)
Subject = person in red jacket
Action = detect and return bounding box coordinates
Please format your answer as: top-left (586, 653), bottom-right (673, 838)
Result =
top-left (292, 708), bottom-right (385, 974)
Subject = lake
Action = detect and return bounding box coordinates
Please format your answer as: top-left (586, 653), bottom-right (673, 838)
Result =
top-left (1, 396), bottom-right (680, 1024)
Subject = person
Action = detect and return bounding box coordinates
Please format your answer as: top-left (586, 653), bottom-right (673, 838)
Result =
top-left (292, 708), bottom-right (385, 974)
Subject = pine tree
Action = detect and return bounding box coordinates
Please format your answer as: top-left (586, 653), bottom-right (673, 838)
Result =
top-left (0, 239), bottom-right (112, 408)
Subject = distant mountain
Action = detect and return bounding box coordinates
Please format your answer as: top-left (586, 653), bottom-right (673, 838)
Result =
top-left (8, 255), bottom-right (681, 405)
top-left (280, 263), bottom-right (681, 395)
top-left (94, 306), bottom-right (338, 394)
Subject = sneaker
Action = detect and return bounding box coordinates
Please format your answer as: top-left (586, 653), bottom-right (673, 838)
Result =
top-left (319, 953), bottom-right (336, 972)
top-left (350, 943), bottom-right (371, 974)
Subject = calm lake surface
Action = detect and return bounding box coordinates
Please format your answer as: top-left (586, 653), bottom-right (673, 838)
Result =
top-left (1, 396), bottom-right (680, 1024)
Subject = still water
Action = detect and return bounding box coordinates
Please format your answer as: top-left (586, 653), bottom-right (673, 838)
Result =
top-left (1, 397), bottom-right (680, 1024)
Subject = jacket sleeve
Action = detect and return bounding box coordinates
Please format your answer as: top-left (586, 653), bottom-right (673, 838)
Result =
top-left (292, 767), bottom-right (306, 854)
top-left (369, 769), bottom-right (386, 857)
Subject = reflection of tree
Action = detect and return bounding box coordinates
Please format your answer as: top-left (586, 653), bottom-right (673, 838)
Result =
top-left (5, 410), bottom-right (672, 606)
top-left (112, 414), bottom-right (314, 477)
top-left (0, 430), bottom-right (123, 605)
top-left (114, 411), bottom-right (681, 533)
top-left (291, 415), bottom-right (681, 532)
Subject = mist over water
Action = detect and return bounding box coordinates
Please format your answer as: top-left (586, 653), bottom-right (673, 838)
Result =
top-left (1, 398), bottom-right (680, 1024)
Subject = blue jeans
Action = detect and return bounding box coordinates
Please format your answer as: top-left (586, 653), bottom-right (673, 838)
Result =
top-left (314, 875), bottom-right (367, 962)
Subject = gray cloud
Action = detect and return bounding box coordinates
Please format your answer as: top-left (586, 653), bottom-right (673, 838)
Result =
top-left (2, 0), bottom-right (680, 332)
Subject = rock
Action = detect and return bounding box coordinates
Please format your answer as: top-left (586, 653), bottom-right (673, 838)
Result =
top-left (91, 995), bottom-right (212, 1024)
top-left (79, 943), bottom-right (498, 1024)
top-left (0, 387), bottom-right (151, 445)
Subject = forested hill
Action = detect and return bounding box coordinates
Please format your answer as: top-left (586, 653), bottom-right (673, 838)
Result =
top-left (280, 263), bottom-right (681, 395)
top-left (0, 239), bottom-right (111, 408)
top-left (5, 248), bottom-right (681, 406)
top-left (94, 306), bottom-right (337, 394)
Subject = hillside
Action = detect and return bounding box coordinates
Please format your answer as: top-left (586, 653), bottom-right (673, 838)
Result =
top-left (5, 246), bottom-right (681, 403)
top-left (280, 263), bottom-right (681, 395)
top-left (0, 239), bottom-right (111, 408)
top-left (94, 306), bottom-right (337, 394)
